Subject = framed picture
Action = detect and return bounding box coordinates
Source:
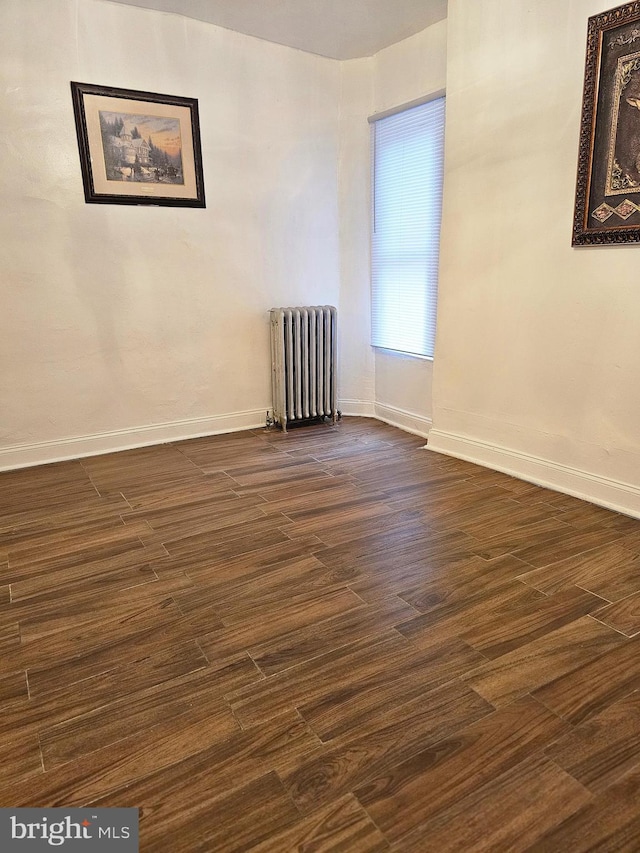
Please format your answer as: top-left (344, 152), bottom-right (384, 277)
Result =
top-left (70, 81), bottom-right (205, 208)
top-left (573, 2), bottom-right (640, 245)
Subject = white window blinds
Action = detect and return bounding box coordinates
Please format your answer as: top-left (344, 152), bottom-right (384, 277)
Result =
top-left (371, 96), bottom-right (445, 358)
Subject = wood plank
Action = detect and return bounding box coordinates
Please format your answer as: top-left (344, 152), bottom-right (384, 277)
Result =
top-left (345, 548), bottom-right (484, 604)
top-left (518, 543), bottom-right (640, 601)
top-left (527, 764), bottom-right (640, 853)
top-left (299, 637), bottom-right (486, 742)
top-left (197, 587), bottom-right (369, 667)
top-left (592, 590), bottom-right (640, 636)
top-left (6, 542), bottom-right (157, 596)
top-left (244, 595), bottom-right (418, 677)
top-left (278, 497), bottom-right (403, 541)
top-left (280, 680), bottom-right (493, 813)
top-left (304, 508), bottom-right (427, 549)
top-left (425, 497), bottom-right (555, 538)
top-left (8, 562), bottom-right (159, 608)
top-left (397, 554), bottom-right (536, 616)
top-left (0, 670), bottom-right (28, 707)
top-left (228, 631), bottom-right (410, 728)
top-left (463, 616), bottom-right (626, 707)
top-left (0, 625), bottom-right (26, 677)
top-left (389, 483), bottom-right (513, 519)
top-left (248, 794), bottom-right (389, 853)
top-left (6, 520), bottom-right (151, 572)
top-left (16, 572), bottom-right (194, 644)
top-left (397, 580), bottom-right (546, 650)
top-left (0, 736), bottom-right (43, 787)
top-left (133, 505), bottom-right (274, 545)
top-left (118, 472), bottom-right (238, 510)
top-left (21, 596), bottom-right (187, 671)
top-left (38, 657), bottom-right (235, 769)
top-left (0, 701), bottom-right (242, 808)
top-left (316, 526), bottom-right (478, 591)
top-left (0, 462), bottom-right (104, 526)
top-left (510, 525), bottom-right (624, 569)
top-left (257, 482), bottom-right (384, 517)
top-left (79, 445), bottom-right (202, 492)
top-left (180, 534), bottom-right (324, 583)
top-left (532, 636), bottom-right (640, 725)
top-left (460, 586), bottom-right (606, 659)
top-left (219, 584), bottom-right (364, 629)
top-left (0, 653), bottom-right (256, 753)
top-left (545, 690), bottom-right (640, 795)
top-left (91, 710), bottom-right (318, 850)
top-left (24, 615), bottom-right (205, 698)
top-left (353, 695), bottom-right (568, 842)
top-left (185, 555), bottom-right (362, 622)
top-left (225, 457), bottom-right (331, 488)
top-left (396, 754), bottom-right (591, 852)
top-left (468, 517), bottom-right (575, 560)
top-left (236, 473), bottom-right (359, 503)
top-left (126, 772), bottom-right (299, 852)
top-left (0, 511), bottom-right (129, 553)
top-left (551, 501), bottom-right (640, 531)
top-left (162, 523), bottom-right (292, 564)
top-left (620, 525), bottom-right (640, 553)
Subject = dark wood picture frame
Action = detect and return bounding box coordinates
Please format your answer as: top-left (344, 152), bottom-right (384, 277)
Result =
top-left (70, 81), bottom-right (206, 208)
top-left (573, 2), bottom-right (640, 245)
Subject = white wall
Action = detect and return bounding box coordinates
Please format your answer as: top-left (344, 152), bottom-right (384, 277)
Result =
top-left (0, 0), bottom-right (342, 466)
top-left (337, 57), bottom-right (375, 415)
top-left (430, 0), bottom-right (640, 516)
top-left (338, 20), bottom-right (448, 436)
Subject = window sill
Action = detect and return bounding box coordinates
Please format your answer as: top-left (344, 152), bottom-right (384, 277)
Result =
top-left (372, 346), bottom-right (434, 363)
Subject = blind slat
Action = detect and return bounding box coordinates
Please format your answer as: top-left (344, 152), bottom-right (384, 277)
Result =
top-left (371, 97), bottom-right (445, 358)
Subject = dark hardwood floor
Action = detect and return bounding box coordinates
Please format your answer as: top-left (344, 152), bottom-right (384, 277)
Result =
top-left (1, 416), bottom-right (640, 851)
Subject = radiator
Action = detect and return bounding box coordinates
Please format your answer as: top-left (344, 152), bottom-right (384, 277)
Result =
top-left (269, 305), bottom-right (338, 432)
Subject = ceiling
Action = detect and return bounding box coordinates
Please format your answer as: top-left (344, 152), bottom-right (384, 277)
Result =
top-left (106, 0), bottom-right (448, 60)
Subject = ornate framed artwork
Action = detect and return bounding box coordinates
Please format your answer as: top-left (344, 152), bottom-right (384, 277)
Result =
top-left (573, 2), bottom-right (640, 245)
top-left (70, 82), bottom-right (206, 208)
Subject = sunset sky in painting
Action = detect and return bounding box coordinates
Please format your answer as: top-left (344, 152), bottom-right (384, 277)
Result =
top-left (102, 110), bottom-right (183, 157)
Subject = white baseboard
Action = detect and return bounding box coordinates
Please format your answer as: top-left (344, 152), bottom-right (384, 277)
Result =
top-left (373, 403), bottom-right (432, 438)
top-left (338, 399), bottom-right (376, 418)
top-left (0, 402), bottom-right (429, 471)
top-left (5, 411), bottom-right (638, 519)
top-left (0, 401), bottom-right (435, 471)
top-left (339, 400), bottom-right (432, 439)
top-left (0, 409), bottom-right (267, 471)
top-left (427, 428), bottom-right (640, 520)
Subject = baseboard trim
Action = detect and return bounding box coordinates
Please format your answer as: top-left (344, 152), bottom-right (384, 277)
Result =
top-left (0, 410), bottom-right (267, 471)
top-left (374, 403), bottom-right (432, 439)
top-left (4, 414), bottom-right (637, 517)
top-left (427, 428), bottom-right (640, 519)
top-left (0, 403), bottom-right (430, 471)
top-left (338, 399), bottom-right (376, 418)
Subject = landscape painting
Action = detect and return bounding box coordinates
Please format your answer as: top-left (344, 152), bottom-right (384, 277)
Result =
top-left (71, 82), bottom-right (205, 208)
top-left (99, 110), bottom-right (184, 185)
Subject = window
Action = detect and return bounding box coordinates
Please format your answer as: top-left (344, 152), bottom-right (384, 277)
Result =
top-left (370, 96), bottom-right (446, 358)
